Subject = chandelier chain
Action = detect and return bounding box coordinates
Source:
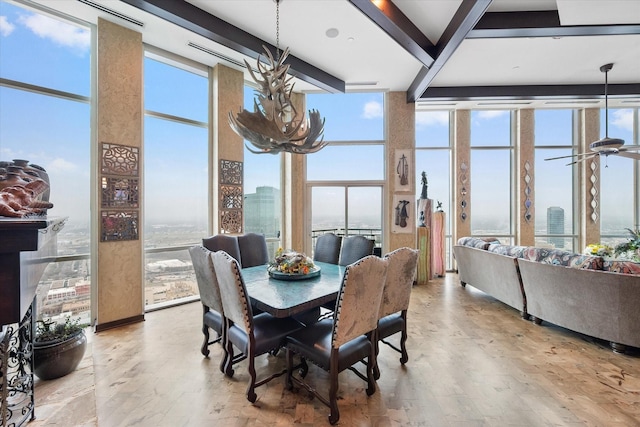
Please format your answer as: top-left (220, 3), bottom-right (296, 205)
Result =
top-left (276, 0), bottom-right (280, 60)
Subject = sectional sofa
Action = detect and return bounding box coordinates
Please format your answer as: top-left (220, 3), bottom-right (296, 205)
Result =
top-left (453, 237), bottom-right (640, 354)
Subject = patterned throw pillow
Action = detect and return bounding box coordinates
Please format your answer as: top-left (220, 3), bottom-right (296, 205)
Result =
top-left (523, 247), bottom-right (603, 270)
top-left (456, 237), bottom-right (497, 250)
top-left (487, 244), bottom-right (527, 258)
top-left (603, 260), bottom-right (640, 275)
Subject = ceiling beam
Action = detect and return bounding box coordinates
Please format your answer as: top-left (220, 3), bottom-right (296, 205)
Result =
top-left (469, 11), bottom-right (640, 38)
top-left (407, 0), bottom-right (493, 103)
top-left (347, 0), bottom-right (436, 67)
top-left (119, 0), bottom-right (345, 93)
top-left (418, 84), bottom-right (640, 101)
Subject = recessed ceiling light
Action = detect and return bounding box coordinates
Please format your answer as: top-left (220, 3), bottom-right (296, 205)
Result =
top-left (326, 28), bottom-right (339, 38)
top-left (348, 37), bottom-right (355, 42)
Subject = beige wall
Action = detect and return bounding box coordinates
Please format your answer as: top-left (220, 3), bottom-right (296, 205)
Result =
top-left (96, 19), bottom-right (143, 330)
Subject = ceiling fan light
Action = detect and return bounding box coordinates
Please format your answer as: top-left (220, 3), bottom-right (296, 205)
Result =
top-left (590, 136), bottom-right (625, 152)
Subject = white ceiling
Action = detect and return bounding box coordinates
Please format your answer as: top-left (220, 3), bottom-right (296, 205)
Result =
top-left (30, 0), bottom-right (640, 110)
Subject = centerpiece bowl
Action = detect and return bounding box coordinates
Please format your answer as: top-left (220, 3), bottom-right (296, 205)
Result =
top-left (268, 249), bottom-right (320, 280)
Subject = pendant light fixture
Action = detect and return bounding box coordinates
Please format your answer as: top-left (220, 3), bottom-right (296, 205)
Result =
top-left (228, 0), bottom-right (326, 155)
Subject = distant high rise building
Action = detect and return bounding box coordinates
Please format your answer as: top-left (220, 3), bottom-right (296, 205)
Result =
top-left (244, 186), bottom-right (281, 238)
top-left (547, 207), bottom-right (565, 248)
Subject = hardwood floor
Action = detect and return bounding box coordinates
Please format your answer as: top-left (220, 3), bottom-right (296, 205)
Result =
top-left (30, 273), bottom-right (640, 426)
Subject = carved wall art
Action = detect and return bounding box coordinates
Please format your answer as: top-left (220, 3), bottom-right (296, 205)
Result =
top-left (219, 160), bottom-right (243, 234)
top-left (391, 194), bottom-right (414, 233)
top-left (100, 142), bottom-right (140, 241)
top-left (101, 142), bottom-right (139, 176)
top-left (101, 210), bottom-right (139, 242)
top-left (394, 149), bottom-right (411, 191)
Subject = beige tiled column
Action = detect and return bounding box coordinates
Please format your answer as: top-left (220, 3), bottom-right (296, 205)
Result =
top-left (453, 110), bottom-right (471, 243)
top-left (211, 64), bottom-right (244, 234)
top-left (579, 108), bottom-right (601, 248)
top-left (96, 19), bottom-right (143, 330)
top-left (282, 92), bottom-right (306, 252)
top-left (516, 109), bottom-right (535, 245)
top-left (385, 92), bottom-right (416, 253)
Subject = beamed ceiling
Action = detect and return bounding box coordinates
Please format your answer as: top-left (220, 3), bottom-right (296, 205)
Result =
top-left (32, 0), bottom-right (640, 109)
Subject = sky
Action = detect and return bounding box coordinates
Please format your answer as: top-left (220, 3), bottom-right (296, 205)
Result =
top-left (0, 0), bottom-right (636, 238)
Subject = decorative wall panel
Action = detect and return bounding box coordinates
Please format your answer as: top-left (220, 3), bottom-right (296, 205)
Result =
top-left (101, 210), bottom-right (139, 242)
top-left (101, 142), bottom-right (139, 176)
top-left (589, 160), bottom-right (599, 222)
top-left (100, 142), bottom-right (140, 241)
top-left (101, 177), bottom-right (139, 208)
top-left (523, 160), bottom-right (532, 223)
top-left (219, 159), bottom-right (243, 234)
top-left (459, 162), bottom-right (468, 222)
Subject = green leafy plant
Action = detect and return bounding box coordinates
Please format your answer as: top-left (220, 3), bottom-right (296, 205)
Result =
top-left (35, 316), bottom-right (87, 344)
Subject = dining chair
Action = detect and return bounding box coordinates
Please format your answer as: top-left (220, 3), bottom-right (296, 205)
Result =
top-left (374, 247), bottom-right (419, 379)
top-left (202, 234), bottom-right (242, 266)
top-left (237, 232), bottom-right (270, 268)
top-left (188, 245), bottom-right (228, 370)
top-left (285, 255), bottom-right (389, 425)
top-left (313, 233), bottom-right (342, 264)
top-left (338, 235), bottom-right (375, 266)
top-left (211, 250), bottom-right (303, 403)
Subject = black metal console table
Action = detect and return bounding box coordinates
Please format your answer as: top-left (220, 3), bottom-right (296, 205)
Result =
top-left (0, 217), bottom-right (65, 427)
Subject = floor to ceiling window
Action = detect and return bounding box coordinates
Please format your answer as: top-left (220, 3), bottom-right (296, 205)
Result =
top-left (599, 108), bottom-right (637, 247)
top-left (243, 85), bottom-right (282, 258)
top-left (0, 0), bottom-right (92, 324)
top-left (534, 109), bottom-right (577, 251)
top-left (305, 92), bottom-right (385, 255)
top-left (143, 51), bottom-right (208, 309)
top-left (470, 110), bottom-right (514, 243)
top-left (415, 110), bottom-right (452, 268)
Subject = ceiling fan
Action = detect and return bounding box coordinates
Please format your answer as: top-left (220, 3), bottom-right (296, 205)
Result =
top-left (545, 63), bottom-right (640, 166)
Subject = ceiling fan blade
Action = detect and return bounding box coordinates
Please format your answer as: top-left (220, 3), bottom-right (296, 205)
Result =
top-left (566, 153), bottom-right (598, 166)
top-left (620, 145), bottom-right (640, 152)
top-left (545, 152), bottom-right (592, 161)
top-left (617, 151), bottom-right (640, 160)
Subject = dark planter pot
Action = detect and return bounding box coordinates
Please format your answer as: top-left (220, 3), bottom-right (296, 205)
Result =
top-left (34, 331), bottom-right (87, 380)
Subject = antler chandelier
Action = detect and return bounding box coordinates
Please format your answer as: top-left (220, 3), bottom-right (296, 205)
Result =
top-left (228, 0), bottom-right (326, 155)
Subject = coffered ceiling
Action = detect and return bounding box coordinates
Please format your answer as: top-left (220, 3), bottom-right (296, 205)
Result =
top-left (31, 0), bottom-right (640, 109)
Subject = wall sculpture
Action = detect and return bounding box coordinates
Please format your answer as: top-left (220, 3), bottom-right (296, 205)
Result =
top-left (0, 159), bottom-right (53, 218)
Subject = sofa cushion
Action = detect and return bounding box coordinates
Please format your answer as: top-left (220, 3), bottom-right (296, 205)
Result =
top-left (487, 244), bottom-right (528, 258)
top-left (522, 247), bottom-right (603, 270)
top-left (456, 237), bottom-right (499, 250)
top-left (603, 260), bottom-right (640, 275)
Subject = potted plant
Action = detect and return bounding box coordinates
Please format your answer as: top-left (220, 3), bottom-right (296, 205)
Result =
top-left (614, 228), bottom-right (640, 262)
top-left (33, 316), bottom-right (88, 380)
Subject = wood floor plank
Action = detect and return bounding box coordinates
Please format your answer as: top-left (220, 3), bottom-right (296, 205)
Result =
top-left (32, 273), bottom-right (640, 426)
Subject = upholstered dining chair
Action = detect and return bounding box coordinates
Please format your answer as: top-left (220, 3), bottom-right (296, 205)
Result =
top-left (338, 235), bottom-right (375, 266)
top-left (313, 233), bottom-right (342, 264)
top-left (202, 234), bottom-right (242, 266)
top-left (237, 232), bottom-right (270, 268)
top-left (188, 245), bottom-right (227, 370)
top-left (211, 250), bottom-right (303, 403)
top-left (374, 247), bottom-right (419, 379)
top-left (285, 255), bottom-right (389, 425)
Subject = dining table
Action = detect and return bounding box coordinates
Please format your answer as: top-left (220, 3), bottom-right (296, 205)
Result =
top-left (242, 261), bottom-right (346, 318)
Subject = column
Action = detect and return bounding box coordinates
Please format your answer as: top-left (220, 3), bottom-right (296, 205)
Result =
top-left (95, 19), bottom-right (143, 331)
top-left (453, 110), bottom-right (471, 243)
top-left (580, 108), bottom-right (601, 249)
top-left (517, 109), bottom-right (535, 246)
top-left (386, 92), bottom-right (416, 253)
